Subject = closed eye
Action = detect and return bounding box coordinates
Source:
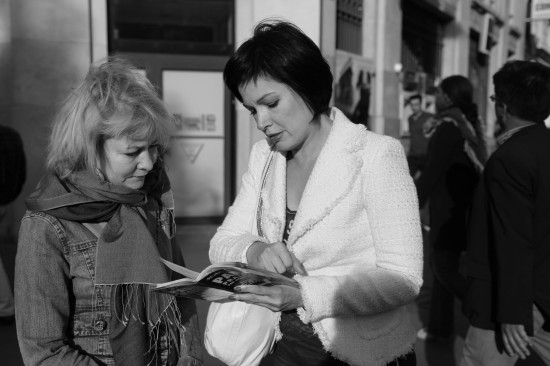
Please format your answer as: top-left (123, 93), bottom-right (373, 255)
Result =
top-left (244, 105), bottom-right (257, 116)
top-left (125, 149), bottom-right (141, 157)
top-left (126, 144), bottom-right (158, 157)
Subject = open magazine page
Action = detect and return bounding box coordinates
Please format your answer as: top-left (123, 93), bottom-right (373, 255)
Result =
top-left (197, 263), bottom-right (299, 290)
top-left (150, 259), bottom-right (299, 301)
top-left (160, 258), bottom-right (200, 280)
top-left (152, 278), bottom-right (234, 301)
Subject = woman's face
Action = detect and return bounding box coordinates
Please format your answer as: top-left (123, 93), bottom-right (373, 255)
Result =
top-left (239, 77), bottom-right (316, 152)
top-left (435, 87), bottom-right (451, 112)
top-left (99, 136), bottom-right (159, 190)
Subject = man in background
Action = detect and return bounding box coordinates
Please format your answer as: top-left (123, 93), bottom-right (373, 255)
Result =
top-left (406, 94), bottom-right (433, 180)
top-left (0, 124), bottom-right (26, 325)
top-left (461, 60), bottom-right (550, 365)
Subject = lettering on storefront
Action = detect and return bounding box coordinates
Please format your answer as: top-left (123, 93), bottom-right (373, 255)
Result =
top-left (532, 0), bottom-right (550, 20)
top-left (173, 113), bottom-right (216, 132)
top-left (181, 142), bottom-right (204, 164)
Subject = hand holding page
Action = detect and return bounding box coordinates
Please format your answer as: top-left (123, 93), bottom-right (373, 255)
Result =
top-left (151, 258), bottom-right (299, 302)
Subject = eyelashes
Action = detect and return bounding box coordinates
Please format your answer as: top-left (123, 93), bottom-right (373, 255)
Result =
top-left (125, 144), bottom-right (159, 157)
top-left (244, 100), bottom-right (279, 116)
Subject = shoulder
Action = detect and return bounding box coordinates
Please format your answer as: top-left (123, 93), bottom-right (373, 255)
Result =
top-left (330, 107), bottom-right (390, 153)
top-left (22, 210), bottom-right (61, 227)
top-left (489, 125), bottom-right (550, 168)
top-left (0, 124), bottom-right (21, 138)
top-left (18, 211), bottom-right (67, 251)
top-left (362, 131), bottom-right (405, 158)
top-left (432, 119), bottom-right (461, 138)
top-left (20, 211), bottom-right (88, 248)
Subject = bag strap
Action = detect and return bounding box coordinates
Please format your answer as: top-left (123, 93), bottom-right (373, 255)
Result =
top-left (256, 150), bottom-right (275, 239)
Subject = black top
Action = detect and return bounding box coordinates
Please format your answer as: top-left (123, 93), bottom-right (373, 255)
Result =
top-left (415, 121), bottom-right (480, 251)
top-left (282, 207), bottom-right (296, 245)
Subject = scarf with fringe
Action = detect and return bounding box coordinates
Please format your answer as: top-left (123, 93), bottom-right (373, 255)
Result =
top-left (26, 166), bottom-right (184, 366)
top-left (423, 106), bottom-right (487, 174)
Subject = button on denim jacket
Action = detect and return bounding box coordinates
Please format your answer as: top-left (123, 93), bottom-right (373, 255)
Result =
top-left (15, 208), bottom-right (203, 366)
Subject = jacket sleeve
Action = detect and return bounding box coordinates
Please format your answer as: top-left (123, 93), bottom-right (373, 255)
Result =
top-left (15, 213), bottom-right (100, 366)
top-left (209, 141), bottom-right (270, 264)
top-left (415, 121), bottom-right (463, 207)
top-left (485, 154), bottom-right (535, 328)
top-left (296, 137), bottom-right (424, 322)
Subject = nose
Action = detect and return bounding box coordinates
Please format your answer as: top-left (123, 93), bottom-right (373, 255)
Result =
top-left (255, 109), bottom-right (271, 133)
top-left (138, 147), bottom-right (158, 171)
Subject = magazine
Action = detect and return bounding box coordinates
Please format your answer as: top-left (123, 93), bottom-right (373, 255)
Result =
top-left (150, 258), bottom-right (299, 301)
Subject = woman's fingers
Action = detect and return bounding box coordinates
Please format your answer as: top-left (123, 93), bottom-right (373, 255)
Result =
top-left (231, 285), bottom-right (302, 312)
top-left (259, 243), bottom-right (296, 274)
top-left (247, 241), bottom-right (307, 276)
top-left (291, 252), bottom-right (307, 275)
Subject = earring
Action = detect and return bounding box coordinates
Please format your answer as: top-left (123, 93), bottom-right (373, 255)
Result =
top-left (95, 167), bottom-right (105, 181)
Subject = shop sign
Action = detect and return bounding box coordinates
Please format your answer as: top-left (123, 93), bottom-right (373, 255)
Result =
top-left (531, 0), bottom-right (550, 20)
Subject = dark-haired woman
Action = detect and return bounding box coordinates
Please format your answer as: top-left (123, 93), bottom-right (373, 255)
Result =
top-left (209, 19), bottom-right (423, 366)
top-left (415, 75), bottom-right (487, 343)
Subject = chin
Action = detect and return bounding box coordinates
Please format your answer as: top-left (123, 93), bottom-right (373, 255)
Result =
top-left (270, 140), bottom-right (292, 152)
top-left (123, 182), bottom-right (144, 190)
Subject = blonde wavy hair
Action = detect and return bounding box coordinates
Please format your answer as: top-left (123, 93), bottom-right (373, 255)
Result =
top-left (47, 56), bottom-right (175, 180)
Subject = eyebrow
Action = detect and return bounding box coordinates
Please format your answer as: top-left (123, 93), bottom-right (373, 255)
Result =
top-left (124, 142), bottom-right (149, 150)
top-left (243, 92), bottom-right (277, 108)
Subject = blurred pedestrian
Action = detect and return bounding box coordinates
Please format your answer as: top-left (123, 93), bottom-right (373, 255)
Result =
top-left (14, 57), bottom-right (203, 365)
top-left (461, 60), bottom-right (550, 365)
top-left (415, 75), bottom-right (487, 343)
top-left (351, 70), bottom-right (371, 129)
top-left (0, 124), bottom-right (26, 325)
top-left (210, 19), bottom-right (423, 366)
top-left (406, 94), bottom-right (434, 180)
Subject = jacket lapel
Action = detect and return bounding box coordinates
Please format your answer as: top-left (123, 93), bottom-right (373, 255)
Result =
top-left (260, 150), bottom-right (287, 243)
top-left (257, 108), bottom-right (367, 246)
top-left (288, 109), bottom-right (366, 246)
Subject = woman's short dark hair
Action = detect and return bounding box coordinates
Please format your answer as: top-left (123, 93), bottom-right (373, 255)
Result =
top-left (493, 60), bottom-right (550, 123)
top-left (223, 19), bottom-right (333, 116)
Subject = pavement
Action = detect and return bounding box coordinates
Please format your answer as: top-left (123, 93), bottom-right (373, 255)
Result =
top-left (0, 225), bottom-right (545, 366)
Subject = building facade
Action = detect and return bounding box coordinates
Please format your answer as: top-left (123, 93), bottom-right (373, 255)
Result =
top-left (0, 0), bottom-right (547, 232)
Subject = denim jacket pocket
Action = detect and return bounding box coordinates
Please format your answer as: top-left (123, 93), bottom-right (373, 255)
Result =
top-left (64, 230), bottom-right (113, 360)
top-left (72, 310), bottom-right (114, 364)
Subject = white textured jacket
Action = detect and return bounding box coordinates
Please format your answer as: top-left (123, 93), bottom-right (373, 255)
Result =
top-left (210, 108), bottom-right (423, 366)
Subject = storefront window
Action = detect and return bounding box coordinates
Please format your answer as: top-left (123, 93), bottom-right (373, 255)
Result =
top-left (108, 0), bottom-right (234, 55)
top-left (401, 1), bottom-right (444, 94)
top-left (336, 0), bottom-right (363, 54)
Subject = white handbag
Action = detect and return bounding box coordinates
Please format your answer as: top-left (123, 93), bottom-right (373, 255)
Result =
top-left (204, 301), bottom-right (278, 366)
top-left (204, 150), bottom-right (278, 366)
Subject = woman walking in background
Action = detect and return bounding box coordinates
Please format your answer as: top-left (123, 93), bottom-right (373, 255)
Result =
top-left (415, 75), bottom-right (487, 343)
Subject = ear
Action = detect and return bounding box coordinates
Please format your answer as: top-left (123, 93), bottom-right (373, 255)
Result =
top-left (442, 92), bottom-right (453, 106)
top-left (94, 167), bottom-right (106, 181)
top-left (94, 153), bottom-right (107, 181)
top-left (495, 102), bottom-right (507, 119)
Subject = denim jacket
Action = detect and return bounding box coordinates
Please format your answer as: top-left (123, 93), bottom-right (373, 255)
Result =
top-left (14, 207), bottom-right (203, 366)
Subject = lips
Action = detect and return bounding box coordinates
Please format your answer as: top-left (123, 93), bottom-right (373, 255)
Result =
top-left (266, 131), bottom-right (282, 143)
